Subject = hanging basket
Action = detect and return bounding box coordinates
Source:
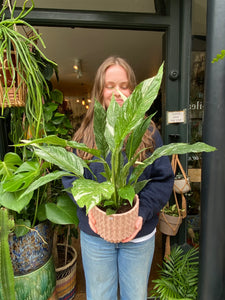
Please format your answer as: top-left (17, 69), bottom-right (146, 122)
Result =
top-left (158, 212), bottom-right (182, 236)
top-left (0, 50), bottom-right (26, 108)
top-left (55, 244), bottom-right (78, 300)
top-left (174, 176), bottom-right (191, 194)
top-left (172, 154), bottom-right (191, 195)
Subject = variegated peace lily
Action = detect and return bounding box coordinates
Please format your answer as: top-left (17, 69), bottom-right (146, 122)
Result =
top-left (17, 63), bottom-right (216, 214)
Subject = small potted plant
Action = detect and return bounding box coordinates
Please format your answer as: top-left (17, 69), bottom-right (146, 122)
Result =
top-left (17, 63), bottom-right (216, 244)
top-left (174, 172), bottom-right (191, 194)
top-left (158, 204), bottom-right (184, 236)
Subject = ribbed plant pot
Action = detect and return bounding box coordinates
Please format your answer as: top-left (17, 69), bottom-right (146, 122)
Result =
top-left (174, 177), bottom-right (191, 194)
top-left (158, 212), bottom-right (182, 236)
top-left (91, 194), bottom-right (139, 243)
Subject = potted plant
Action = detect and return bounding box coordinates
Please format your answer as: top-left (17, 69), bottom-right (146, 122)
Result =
top-left (150, 245), bottom-right (199, 300)
top-left (0, 150), bottom-right (78, 299)
top-left (0, 0), bottom-right (57, 139)
top-left (16, 63), bottom-right (216, 244)
top-left (158, 204), bottom-right (184, 236)
top-left (174, 173), bottom-right (191, 194)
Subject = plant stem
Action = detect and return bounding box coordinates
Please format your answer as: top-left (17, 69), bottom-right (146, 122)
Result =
top-left (31, 187), bottom-right (40, 228)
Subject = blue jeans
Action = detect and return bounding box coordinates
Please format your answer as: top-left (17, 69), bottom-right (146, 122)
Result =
top-left (80, 230), bottom-right (155, 300)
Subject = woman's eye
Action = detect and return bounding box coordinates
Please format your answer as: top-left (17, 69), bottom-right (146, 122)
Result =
top-left (105, 85), bottom-right (114, 89)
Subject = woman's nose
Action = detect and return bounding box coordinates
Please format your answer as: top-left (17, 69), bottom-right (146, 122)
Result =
top-left (113, 87), bottom-right (120, 97)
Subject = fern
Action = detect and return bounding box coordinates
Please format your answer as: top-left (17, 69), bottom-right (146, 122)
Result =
top-left (151, 246), bottom-right (199, 300)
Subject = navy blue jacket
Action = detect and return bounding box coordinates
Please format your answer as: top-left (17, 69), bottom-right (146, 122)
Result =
top-left (62, 129), bottom-right (174, 239)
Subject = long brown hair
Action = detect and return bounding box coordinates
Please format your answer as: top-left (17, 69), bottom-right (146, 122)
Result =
top-left (72, 56), bottom-right (156, 160)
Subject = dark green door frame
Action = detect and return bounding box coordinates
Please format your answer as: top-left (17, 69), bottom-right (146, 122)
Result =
top-left (1, 0), bottom-right (192, 245)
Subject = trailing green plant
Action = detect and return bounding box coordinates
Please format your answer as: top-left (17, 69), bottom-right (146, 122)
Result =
top-left (0, 0), bottom-right (57, 138)
top-left (42, 88), bottom-right (73, 140)
top-left (15, 63), bottom-right (216, 215)
top-left (151, 246), bottom-right (199, 300)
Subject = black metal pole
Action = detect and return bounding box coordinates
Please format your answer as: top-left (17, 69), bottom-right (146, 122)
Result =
top-left (199, 1), bottom-right (225, 299)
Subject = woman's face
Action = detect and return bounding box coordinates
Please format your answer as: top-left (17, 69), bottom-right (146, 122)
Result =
top-left (103, 65), bottom-right (132, 108)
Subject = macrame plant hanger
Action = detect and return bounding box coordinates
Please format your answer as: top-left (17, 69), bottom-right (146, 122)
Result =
top-left (163, 154), bottom-right (190, 259)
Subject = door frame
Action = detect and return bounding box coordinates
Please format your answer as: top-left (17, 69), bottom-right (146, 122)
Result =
top-left (1, 0), bottom-right (192, 242)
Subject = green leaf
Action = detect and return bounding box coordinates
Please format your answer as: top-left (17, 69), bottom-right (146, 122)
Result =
top-left (113, 63), bottom-right (164, 148)
top-left (45, 123), bottom-right (57, 132)
top-left (2, 161), bottom-right (40, 192)
top-left (94, 100), bottom-right (109, 158)
top-left (129, 142), bottom-right (216, 184)
top-left (105, 96), bottom-right (121, 150)
top-left (67, 140), bottom-right (102, 158)
top-left (18, 135), bottom-right (67, 147)
top-left (118, 185), bottom-right (135, 205)
top-left (45, 194), bottom-right (78, 225)
top-left (18, 170), bottom-right (72, 199)
top-left (37, 204), bottom-right (47, 222)
top-left (0, 183), bottom-right (33, 213)
top-left (50, 89), bottom-right (63, 104)
top-left (51, 114), bottom-right (65, 125)
top-left (133, 179), bottom-right (150, 194)
top-left (33, 146), bottom-right (85, 177)
top-left (126, 115), bottom-right (152, 160)
top-left (62, 118), bottom-right (73, 129)
top-left (0, 152), bottom-right (22, 180)
top-left (72, 179), bottom-right (114, 213)
top-left (14, 219), bottom-right (31, 237)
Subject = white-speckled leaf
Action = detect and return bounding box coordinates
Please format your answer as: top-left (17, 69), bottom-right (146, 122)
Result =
top-left (72, 179), bottom-right (114, 213)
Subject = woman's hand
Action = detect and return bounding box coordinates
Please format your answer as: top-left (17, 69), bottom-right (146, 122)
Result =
top-left (88, 210), bottom-right (98, 233)
top-left (121, 216), bottom-right (143, 243)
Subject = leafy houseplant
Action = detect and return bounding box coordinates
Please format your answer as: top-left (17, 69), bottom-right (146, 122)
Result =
top-left (151, 246), bottom-right (199, 300)
top-left (16, 63), bottom-right (216, 242)
top-left (161, 204), bottom-right (185, 217)
top-left (0, 0), bottom-right (57, 138)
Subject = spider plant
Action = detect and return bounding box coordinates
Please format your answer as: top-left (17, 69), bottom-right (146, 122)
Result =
top-left (0, 0), bottom-right (57, 138)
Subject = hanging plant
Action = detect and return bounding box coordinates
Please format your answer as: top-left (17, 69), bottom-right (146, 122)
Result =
top-left (0, 0), bottom-right (57, 138)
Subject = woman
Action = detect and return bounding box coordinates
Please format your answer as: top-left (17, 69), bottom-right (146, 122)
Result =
top-left (62, 56), bottom-right (174, 300)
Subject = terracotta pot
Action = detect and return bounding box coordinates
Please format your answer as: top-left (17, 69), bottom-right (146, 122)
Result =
top-left (174, 177), bottom-right (191, 194)
top-left (90, 194), bottom-right (139, 243)
top-left (158, 212), bottom-right (182, 236)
